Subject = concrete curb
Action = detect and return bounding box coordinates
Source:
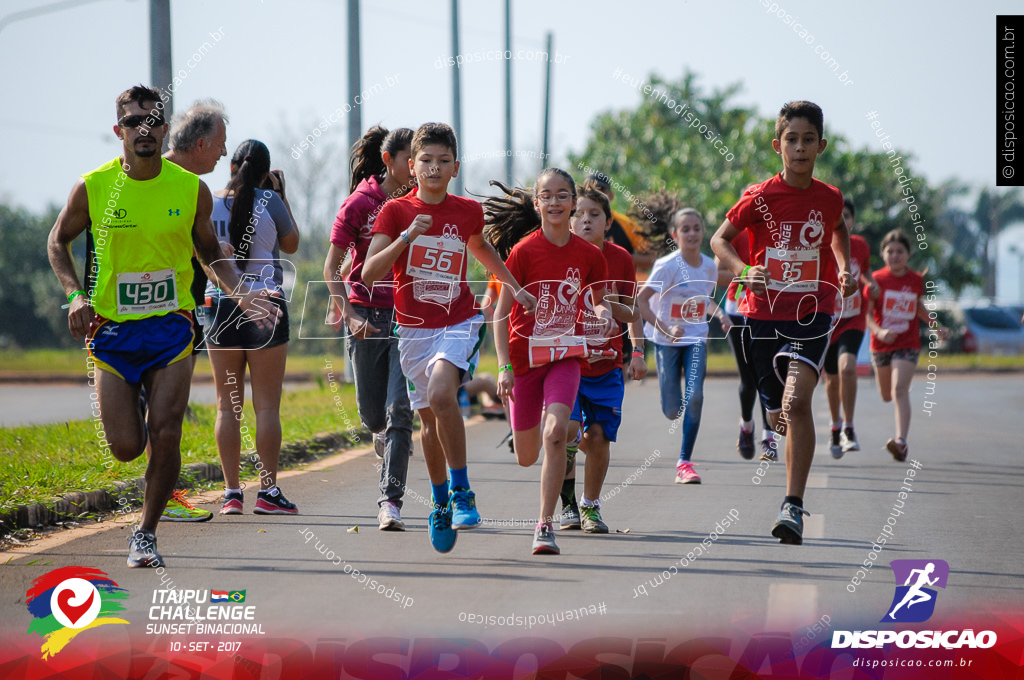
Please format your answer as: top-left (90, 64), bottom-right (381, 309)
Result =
top-left (0, 431), bottom-right (369, 538)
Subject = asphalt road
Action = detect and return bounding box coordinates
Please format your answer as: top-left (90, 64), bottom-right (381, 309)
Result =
top-left (1, 373), bottom-right (1021, 673)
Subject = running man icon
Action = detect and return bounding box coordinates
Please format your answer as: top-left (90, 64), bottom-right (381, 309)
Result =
top-left (882, 559), bottom-right (950, 623)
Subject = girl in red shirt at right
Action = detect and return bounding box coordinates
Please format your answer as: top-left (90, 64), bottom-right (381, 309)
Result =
top-left (865, 229), bottom-right (936, 462)
top-left (485, 168), bottom-right (616, 556)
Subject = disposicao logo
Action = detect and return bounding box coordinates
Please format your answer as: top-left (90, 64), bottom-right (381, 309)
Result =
top-left (25, 566), bottom-right (129, 659)
top-left (832, 559), bottom-right (997, 650)
top-left (882, 559), bottom-right (948, 623)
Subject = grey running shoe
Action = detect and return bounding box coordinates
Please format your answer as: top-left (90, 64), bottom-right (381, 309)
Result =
top-left (580, 505), bottom-right (609, 534)
top-left (373, 431), bottom-right (386, 459)
top-left (532, 523), bottom-right (560, 555)
top-left (127, 527), bottom-right (164, 568)
top-left (377, 501), bottom-right (405, 531)
top-left (760, 437), bottom-right (778, 461)
top-left (771, 502), bottom-right (810, 545)
top-left (559, 504), bottom-right (581, 530)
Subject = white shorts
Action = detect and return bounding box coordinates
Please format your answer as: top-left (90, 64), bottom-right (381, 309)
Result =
top-left (396, 314), bottom-right (485, 410)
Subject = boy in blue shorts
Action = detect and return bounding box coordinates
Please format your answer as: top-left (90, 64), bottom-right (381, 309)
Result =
top-left (560, 188), bottom-right (646, 533)
top-left (711, 101), bottom-right (856, 545)
top-left (363, 122), bottom-right (535, 553)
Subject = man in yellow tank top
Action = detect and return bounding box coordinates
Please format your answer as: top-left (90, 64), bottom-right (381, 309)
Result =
top-left (47, 85), bottom-right (279, 568)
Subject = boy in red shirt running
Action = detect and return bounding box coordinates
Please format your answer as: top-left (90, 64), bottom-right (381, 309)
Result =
top-left (711, 101), bottom-right (856, 545)
top-left (823, 198), bottom-right (879, 458)
top-left (363, 123), bottom-right (535, 553)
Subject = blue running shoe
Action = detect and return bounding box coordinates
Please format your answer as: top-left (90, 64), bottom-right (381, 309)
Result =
top-left (429, 502), bottom-right (457, 552)
top-left (771, 502), bottom-right (810, 545)
top-left (450, 487), bottom-right (482, 530)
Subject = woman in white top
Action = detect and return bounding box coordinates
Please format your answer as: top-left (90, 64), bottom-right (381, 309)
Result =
top-left (206, 139), bottom-right (299, 516)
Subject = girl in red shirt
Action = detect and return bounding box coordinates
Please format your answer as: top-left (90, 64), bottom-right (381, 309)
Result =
top-left (865, 229), bottom-right (931, 462)
top-left (486, 168), bottom-right (615, 555)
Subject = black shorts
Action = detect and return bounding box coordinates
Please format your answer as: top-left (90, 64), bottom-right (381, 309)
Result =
top-left (206, 294), bottom-right (289, 350)
top-left (747, 313), bottom-right (832, 411)
top-left (823, 329), bottom-right (864, 375)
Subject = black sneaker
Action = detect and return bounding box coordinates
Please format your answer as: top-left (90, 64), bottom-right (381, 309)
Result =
top-left (254, 488), bottom-right (299, 515)
top-left (127, 527), bottom-right (164, 568)
top-left (738, 428), bottom-right (755, 460)
top-left (760, 437), bottom-right (778, 461)
top-left (771, 503), bottom-right (810, 545)
top-left (829, 429), bottom-right (843, 459)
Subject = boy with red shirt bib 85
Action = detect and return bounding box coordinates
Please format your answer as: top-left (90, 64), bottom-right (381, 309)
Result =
top-left (362, 123), bottom-right (536, 554)
top-left (711, 101), bottom-right (856, 545)
top-left (823, 198), bottom-right (879, 459)
top-left (864, 229), bottom-right (939, 462)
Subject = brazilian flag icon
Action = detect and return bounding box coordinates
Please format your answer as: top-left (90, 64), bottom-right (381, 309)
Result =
top-left (228, 590), bottom-right (246, 603)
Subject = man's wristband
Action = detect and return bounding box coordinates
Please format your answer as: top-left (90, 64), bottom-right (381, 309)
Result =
top-left (632, 348), bottom-right (645, 357)
top-left (741, 265), bottom-right (752, 280)
top-left (67, 290), bottom-right (86, 303)
top-left (400, 230), bottom-right (412, 245)
top-left (499, 364), bottom-right (513, 373)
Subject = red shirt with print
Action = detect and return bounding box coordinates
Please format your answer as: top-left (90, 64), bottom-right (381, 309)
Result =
top-left (505, 230), bottom-right (608, 376)
top-left (725, 174), bottom-right (844, 321)
top-left (830, 234), bottom-right (872, 340)
top-left (580, 240), bottom-right (636, 378)
top-left (372, 190), bottom-right (483, 329)
top-left (869, 266), bottom-right (924, 352)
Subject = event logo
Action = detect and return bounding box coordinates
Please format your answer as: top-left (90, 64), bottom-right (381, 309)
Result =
top-left (883, 559), bottom-right (949, 623)
top-left (832, 559), bottom-right (996, 650)
top-left (25, 566), bottom-right (129, 659)
top-left (211, 590), bottom-right (247, 603)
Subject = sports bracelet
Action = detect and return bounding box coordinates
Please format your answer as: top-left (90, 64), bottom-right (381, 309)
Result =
top-left (400, 230), bottom-right (412, 244)
top-left (741, 265), bottom-right (752, 280)
top-left (67, 290), bottom-right (86, 303)
top-left (632, 348), bottom-right (645, 357)
top-left (499, 364), bottom-right (513, 373)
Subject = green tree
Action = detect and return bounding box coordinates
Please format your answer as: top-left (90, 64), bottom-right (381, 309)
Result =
top-left (569, 69), bottom-right (972, 294)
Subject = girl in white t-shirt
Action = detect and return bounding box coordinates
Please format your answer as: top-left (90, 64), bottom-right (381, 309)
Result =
top-left (638, 208), bottom-right (729, 484)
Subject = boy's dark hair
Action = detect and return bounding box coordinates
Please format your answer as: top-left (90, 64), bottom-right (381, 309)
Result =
top-left (843, 197), bottom-right (856, 217)
top-left (880, 228), bottom-right (911, 253)
top-left (116, 84), bottom-right (163, 120)
top-left (775, 100), bottom-right (823, 140)
top-left (411, 122), bottom-right (458, 159)
top-left (350, 125), bottom-right (414, 193)
top-left (577, 187), bottom-right (611, 221)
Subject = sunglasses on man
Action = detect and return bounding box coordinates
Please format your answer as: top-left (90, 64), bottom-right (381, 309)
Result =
top-left (118, 114), bottom-right (164, 128)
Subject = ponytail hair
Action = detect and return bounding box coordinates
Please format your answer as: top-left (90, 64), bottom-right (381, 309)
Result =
top-left (226, 139), bottom-right (271, 263)
top-left (629, 188), bottom-right (683, 256)
top-left (349, 125), bottom-right (414, 193)
top-left (483, 180), bottom-right (541, 260)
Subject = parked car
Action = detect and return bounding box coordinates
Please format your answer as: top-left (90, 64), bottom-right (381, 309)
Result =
top-left (942, 303), bottom-right (1024, 356)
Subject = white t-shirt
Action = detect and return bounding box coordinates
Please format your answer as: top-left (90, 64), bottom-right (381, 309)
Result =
top-left (642, 251), bottom-right (718, 346)
top-left (207, 189), bottom-right (294, 294)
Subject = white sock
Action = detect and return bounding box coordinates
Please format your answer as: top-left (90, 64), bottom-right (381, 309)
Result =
top-left (225, 488), bottom-right (241, 495)
top-left (262, 485), bottom-right (278, 496)
top-left (844, 421), bottom-right (854, 431)
top-left (762, 430), bottom-right (775, 442)
top-left (580, 496), bottom-right (599, 508)
top-left (831, 420), bottom-right (842, 431)
top-left (740, 419), bottom-right (754, 432)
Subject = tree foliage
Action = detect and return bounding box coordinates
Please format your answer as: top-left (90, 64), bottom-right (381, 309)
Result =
top-left (568, 70), bottom-right (982, 294)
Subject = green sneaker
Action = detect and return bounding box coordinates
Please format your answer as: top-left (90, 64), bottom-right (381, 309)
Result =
top-left (160, 490), bottom-right (213, 522)
top-left (580, 504), bottom-right (608, 534)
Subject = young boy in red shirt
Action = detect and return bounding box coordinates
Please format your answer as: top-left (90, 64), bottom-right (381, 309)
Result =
top-left (711, 101), bottom-right (856, 545)
top-left (363, 122), bottom-right (535, 553)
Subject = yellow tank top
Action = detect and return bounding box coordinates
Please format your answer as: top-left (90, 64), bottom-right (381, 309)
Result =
top-left (82, 158), bottom-right (199, 321)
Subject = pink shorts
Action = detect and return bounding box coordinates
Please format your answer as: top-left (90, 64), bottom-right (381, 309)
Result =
top-left (509, 360), bottom-right (581, 431)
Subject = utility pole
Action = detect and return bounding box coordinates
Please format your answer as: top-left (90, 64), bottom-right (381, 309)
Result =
top-left (149, 0), bottom-right (172, 150)
top-left (504, 0), bottom-right (512, 184)
top-left (451, 0), bottom-right (463, 195)
top-left (541, 32), bottom-right (553, 172)
top-left (347, 0), bottom-right (362, 190)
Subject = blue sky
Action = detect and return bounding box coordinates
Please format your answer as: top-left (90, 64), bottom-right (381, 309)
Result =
top-left (3, 0), bottom-right (1021, 299)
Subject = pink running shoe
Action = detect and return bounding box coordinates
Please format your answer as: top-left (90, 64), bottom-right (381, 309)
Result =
top-left (674, 461), bottom-right (702, 484)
